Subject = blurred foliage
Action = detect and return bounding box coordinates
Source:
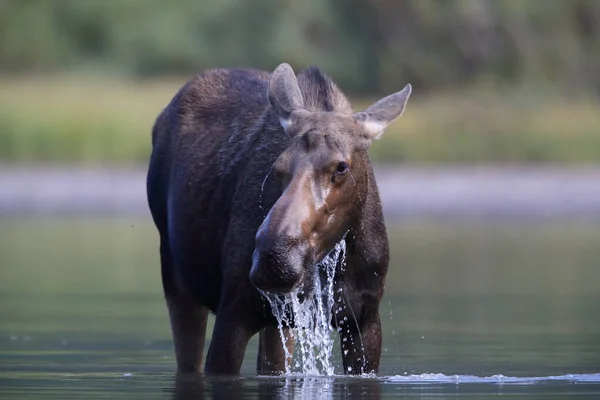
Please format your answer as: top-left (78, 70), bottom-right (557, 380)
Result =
top-left (1, 0), bottom-right (599, 164)
top-left (1, 0), bottom-right (600, 95)
top-left (1, 77), bottom-right (599, 164)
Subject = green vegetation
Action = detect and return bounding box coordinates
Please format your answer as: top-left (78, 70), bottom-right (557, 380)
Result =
top-left (1, 1), bottom-right (599, 164)
top-left (0, 77), bottom-right (176, 164)
top-left (368, 93), bottom-right (600, 164)
top-left (1, 77), bottom-right (599, 165)
top-left (2, 0), bottom-right (600, 95)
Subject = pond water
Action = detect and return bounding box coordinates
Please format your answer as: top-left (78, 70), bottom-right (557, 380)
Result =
top-left (1, 217), bottom-right (599, 398)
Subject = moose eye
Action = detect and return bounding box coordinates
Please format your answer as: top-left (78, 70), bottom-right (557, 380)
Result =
top-left (336, 161), bottom-right (349, 174)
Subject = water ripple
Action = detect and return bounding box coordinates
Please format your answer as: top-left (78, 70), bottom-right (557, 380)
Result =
top-left (387, 372), bottom-right (600, 384)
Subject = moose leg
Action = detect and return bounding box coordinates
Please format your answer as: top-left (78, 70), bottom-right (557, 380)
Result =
top-left (204, 308), bottom-right (255, 375)
top-left (166, 293), bottom-right (209, 373)
top-left (161, 238), bottom-right (209, 373)
top-left (339, 311), bottom-right (382, 375)
top-left (257, 326), bottom-right (294, 375)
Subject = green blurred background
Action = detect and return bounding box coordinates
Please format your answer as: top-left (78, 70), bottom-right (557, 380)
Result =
top-left (1, 0), bottom-right (600, 165)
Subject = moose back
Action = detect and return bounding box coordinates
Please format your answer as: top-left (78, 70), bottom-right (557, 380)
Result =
top-left (146, 63), bottom-right (411, 375)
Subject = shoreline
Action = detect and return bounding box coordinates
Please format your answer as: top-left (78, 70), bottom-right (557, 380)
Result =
top-left (2, 165), bottom-right (600, 219)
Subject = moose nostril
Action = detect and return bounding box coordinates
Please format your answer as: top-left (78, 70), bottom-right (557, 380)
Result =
top-left (249, 248), bottom-right (303, 294)
top-left (255, 231), bottom-right (278, 253)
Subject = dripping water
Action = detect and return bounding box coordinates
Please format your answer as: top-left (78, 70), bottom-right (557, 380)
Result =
top-left (261, 237), bottom-right (347, 376)
top-left (259, 165), bottom-right (274, 214)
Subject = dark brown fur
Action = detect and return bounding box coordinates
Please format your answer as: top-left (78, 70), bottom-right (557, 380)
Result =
top-left (147, 64), bottom-right (411, 375)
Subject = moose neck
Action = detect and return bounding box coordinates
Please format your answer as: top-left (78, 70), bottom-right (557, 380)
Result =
top-left (344, 154), bottom-right (389, 278)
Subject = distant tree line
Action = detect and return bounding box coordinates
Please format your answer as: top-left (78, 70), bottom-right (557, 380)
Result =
top-left (1, 0), bottom-right (599, 95)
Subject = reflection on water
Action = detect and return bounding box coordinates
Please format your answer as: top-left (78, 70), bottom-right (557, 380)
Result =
top-left (2, 372), bottom-right (600, 399)
top-left (0, 218), bottom-right (599, 398)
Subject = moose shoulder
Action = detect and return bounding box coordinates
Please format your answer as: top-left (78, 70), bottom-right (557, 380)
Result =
top-left (147, 63), bottom-right (411, 375)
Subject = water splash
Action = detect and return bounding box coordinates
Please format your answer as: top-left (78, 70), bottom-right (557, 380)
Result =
top-left (387, 373), bottom-right (600, 384)
top-left (261, 238), bottom-right (347, 376)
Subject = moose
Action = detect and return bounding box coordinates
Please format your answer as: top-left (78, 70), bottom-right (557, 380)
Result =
top-left (147, 63), bottom-right (411, 375)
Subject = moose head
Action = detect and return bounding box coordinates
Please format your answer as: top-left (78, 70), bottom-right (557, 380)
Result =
top-left (250, 63), bottom-right (411, 294)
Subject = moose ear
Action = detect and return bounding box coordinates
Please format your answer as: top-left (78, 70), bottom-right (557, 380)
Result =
top-left (355, 83), bottom-right (412, 141)
top-left (268, 63), bottom-right (305, 131)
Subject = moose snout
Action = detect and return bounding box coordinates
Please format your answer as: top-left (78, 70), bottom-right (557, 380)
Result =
top-left (250, 234), bottom-right (309, 294)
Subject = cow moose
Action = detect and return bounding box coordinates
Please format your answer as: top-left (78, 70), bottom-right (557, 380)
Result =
top-left (146, 63), bottom-right (411, 375)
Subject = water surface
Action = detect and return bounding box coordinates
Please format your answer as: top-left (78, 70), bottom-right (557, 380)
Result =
top-left (1, 218), bottom-right (599, 398)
